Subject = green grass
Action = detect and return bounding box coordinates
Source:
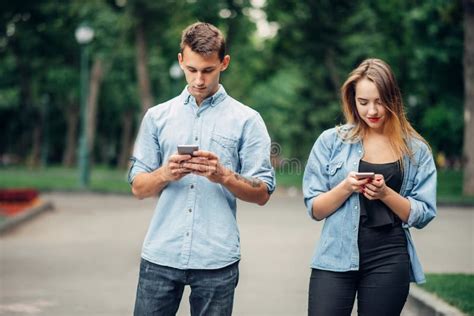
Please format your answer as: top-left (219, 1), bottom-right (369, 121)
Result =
top-left (437, 170), bottom-right (474, 205)
top-left (0, 167), bottom-right (473, 204)
top-left (275, 169), bottom-right (303, 188)
top-left (420, 273), bottom-right (474, 315)
top-left (0, 166), bottom-right (131, 194)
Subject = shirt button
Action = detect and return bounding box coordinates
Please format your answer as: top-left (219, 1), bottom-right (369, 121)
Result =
top-left (194, 137), bottom-right (198, 141)
top-left (197, 114), bottom-right (200, 118)
top-left (188, 208), bottom-right (192, 213)
top-left (190, 185), bottom-right (194, 189)
top-left (186, 232), bottom-right (189, 236)
top-left (353, 162), bottom-right (357, 165)
top-left (355, 205), bottom-right (358, 209)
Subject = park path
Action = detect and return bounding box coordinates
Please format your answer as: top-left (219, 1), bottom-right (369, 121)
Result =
top-left (0, 192), bottom-right (472, 315)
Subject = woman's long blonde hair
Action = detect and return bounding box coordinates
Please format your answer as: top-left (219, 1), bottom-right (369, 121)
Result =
top-left (340, 58), bottom-right (428, 159)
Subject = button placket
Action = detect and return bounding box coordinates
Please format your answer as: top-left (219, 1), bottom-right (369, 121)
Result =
top-left (193, 109), bottom-right (201, 146)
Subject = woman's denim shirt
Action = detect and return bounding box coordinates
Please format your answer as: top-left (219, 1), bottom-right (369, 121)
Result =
top-left (302, 125), bottom-right (437, 284)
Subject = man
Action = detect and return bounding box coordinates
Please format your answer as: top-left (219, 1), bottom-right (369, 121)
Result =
top-left (129, 22), bottom-right (275, 315)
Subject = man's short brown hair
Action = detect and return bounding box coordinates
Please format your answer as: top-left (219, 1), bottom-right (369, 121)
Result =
top-left (180, 22), bottom-right (226, 61)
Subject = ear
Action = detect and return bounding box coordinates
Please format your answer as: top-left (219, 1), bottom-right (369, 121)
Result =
top-left (220, 55), bottom-right (230, 71)
top-left (178, 53), bottom-right (184, 69)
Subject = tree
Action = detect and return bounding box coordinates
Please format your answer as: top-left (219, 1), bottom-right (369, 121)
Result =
top-left (463, 0), bottom-right (474, 195)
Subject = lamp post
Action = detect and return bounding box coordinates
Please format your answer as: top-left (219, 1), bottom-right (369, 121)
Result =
top-left (75, 24), bottom-right (94, 188)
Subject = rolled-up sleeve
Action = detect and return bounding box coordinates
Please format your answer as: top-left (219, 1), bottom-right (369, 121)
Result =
top-left (128, 110), bottom-right (162, 184)
top-left (239, 114), bottom-right (276, 194)
top-left (405, 143), bottom-right (437, 229)
top-left (302, 130), bottom-right (333, 220)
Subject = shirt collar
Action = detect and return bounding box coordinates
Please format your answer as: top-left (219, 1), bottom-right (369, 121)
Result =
top-left (181, 85), bottom-right (227, 107)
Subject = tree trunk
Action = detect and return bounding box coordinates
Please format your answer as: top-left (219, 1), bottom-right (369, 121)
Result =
top-left (135, 22), bottom-right (154, 116)
top-left (62, 103), bottom-right (79, 167)
top-left (225, 0), bottom-right (241, 52)
top-left (28, 122), bottom-right (41, 168)
top-left (117, 110), bottom-right (134, 169)
top-left (86, 57), bottom-right (105, 165)
top-left (463, 0), bottom-right (474, 195)
top-left (324, 48), bottom-right (341, 96)
top-left (12, 42), bottom-right (35, 163)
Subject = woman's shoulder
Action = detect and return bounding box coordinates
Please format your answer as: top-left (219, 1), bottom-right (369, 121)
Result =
top-left (313, 124), bottom-right (355, 151)
top-left (318, 124), bottom-right (354, 139)
top-left (315, 127), bottom-right (337, 145)
top-left (335, 124), bottom-right (356, 139)
top-left (407, 136), bottom-right (431, 155)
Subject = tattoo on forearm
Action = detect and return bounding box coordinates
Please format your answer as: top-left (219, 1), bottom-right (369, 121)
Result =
top-left (234, 173), bottom-right (262, 188)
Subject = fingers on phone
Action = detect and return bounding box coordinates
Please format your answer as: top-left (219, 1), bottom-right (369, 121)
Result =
top-left (194, 150), bottom-right (218, 160)
top-left (171, 154), bottom-right (192, 162)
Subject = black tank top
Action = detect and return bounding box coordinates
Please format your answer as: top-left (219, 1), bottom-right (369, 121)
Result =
top-left (359, 160), bottom-right (403, 227)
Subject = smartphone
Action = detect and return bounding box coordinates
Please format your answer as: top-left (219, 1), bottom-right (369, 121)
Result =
top-left (354, 172), bottom-right (375, 179)
top-left (177, 145), bottom-right (199, 156)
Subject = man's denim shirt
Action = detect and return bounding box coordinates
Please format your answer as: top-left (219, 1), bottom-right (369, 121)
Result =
top-left (129, 85), bottom-right (275, 270)
top-left (302, 125), bottom-right (437, 284)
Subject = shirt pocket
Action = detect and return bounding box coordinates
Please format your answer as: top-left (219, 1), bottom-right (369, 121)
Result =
top-left (211, 132), bottom-right (239, 170)
top-left (327, 161), bottom-right (345, 188)
top-left (328, 161), bottom-right (343, 175)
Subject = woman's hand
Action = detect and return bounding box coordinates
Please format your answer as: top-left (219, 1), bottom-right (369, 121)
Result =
top-left (360, 174), bottom-right (387, 200)
top-left (345, 172), bottom-right (372, 194)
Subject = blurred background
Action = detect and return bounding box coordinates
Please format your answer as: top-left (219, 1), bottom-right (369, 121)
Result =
top-left (0, 0), bottom-right (472, 201)
top-left (0, 1), bottom-right (473, 315)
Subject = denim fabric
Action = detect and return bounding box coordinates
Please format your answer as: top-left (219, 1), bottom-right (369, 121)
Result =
top-left (302, 125), bottom-right (437, 284)
top-left (129, 85), bottom-right (275, 270)
top-left (134, 259), bottom-right (239, 316)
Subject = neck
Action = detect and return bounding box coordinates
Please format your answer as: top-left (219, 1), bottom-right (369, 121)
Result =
top-left (365, 127), bottom-right (385, 137)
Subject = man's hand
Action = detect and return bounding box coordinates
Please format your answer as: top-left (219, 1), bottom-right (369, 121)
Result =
top-left (162, 153), bottom-right (193, 182)
top-left (181, 150), bottom-right (231, 183)
top-left (131, 153), bottom-right (192, 199)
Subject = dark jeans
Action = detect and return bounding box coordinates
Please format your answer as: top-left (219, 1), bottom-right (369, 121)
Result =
top-left (308, 225), bottom-right (410, 316)
top-left (134, 258), bottom-right (239, 316)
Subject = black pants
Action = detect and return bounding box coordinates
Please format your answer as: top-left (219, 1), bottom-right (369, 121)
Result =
top-left (308, 225), bottom-right (410, 316)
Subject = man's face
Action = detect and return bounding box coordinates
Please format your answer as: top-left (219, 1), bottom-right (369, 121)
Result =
top-left (178, 46), bottom-right (230, 105)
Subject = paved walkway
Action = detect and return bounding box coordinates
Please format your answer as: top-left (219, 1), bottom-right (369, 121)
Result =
top-left (0, 192), bottom-right (472, 315)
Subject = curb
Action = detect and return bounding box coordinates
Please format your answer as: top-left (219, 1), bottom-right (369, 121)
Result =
top-left (407, 285), bottom-right (467, 316)
top-left (0, 200), bottom-right (54, 234)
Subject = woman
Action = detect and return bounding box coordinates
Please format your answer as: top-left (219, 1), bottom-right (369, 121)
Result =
top-left (302, 58), bottom-right (436, 316)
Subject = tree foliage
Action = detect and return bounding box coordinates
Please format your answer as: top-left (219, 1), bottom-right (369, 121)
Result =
top-left (0, 0), bottom-right (465, 171)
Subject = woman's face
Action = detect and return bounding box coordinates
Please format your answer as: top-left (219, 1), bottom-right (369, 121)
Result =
top-left (355, 78), bottom-right (387, 133)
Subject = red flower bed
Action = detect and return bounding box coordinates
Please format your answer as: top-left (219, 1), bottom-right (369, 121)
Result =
top-left (0, 189), bottom-right (38, 202)
top-left (0, 189), bottom-right (40, 217)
